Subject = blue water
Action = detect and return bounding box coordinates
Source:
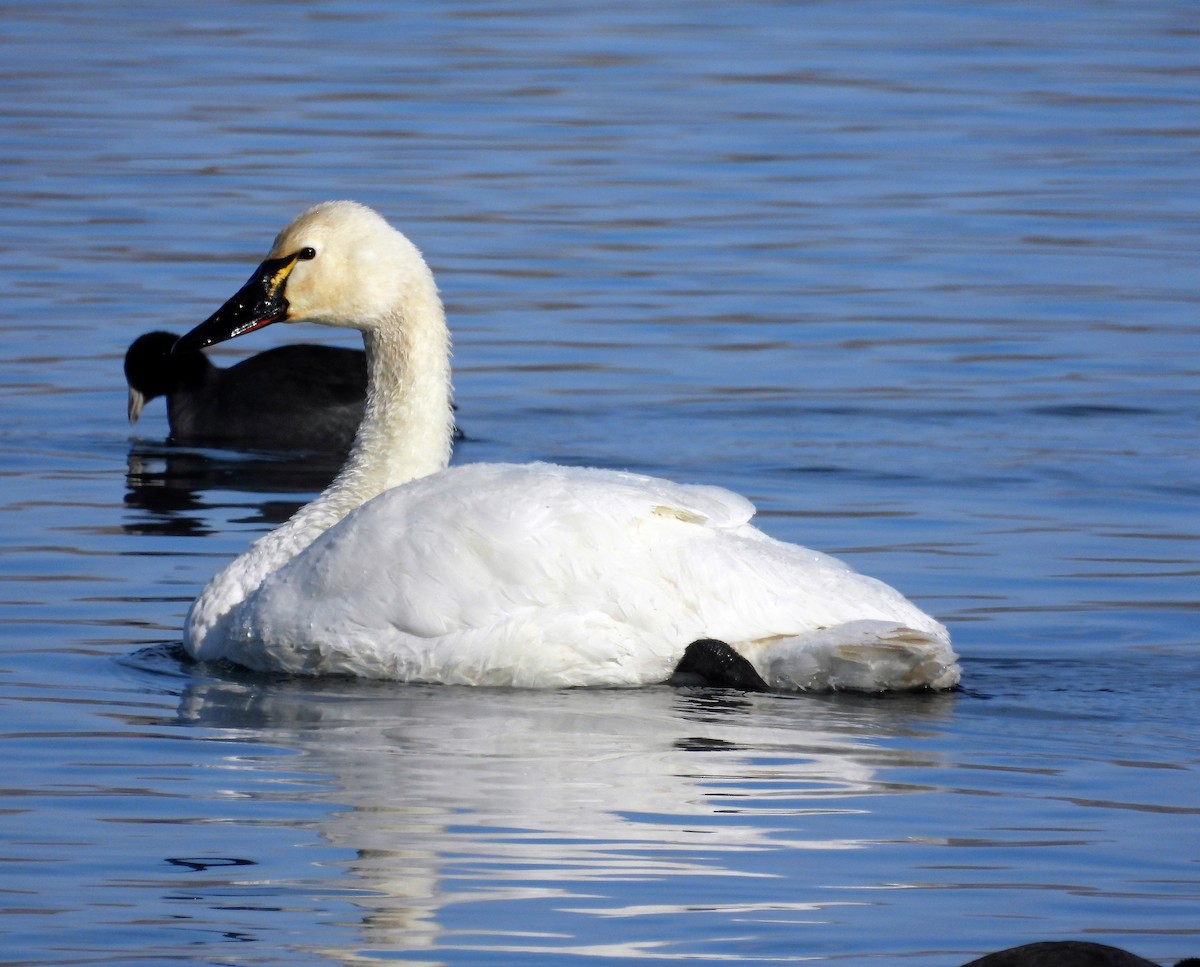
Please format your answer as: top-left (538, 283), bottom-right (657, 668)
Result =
top-left (1, 1), bottom-right (1198, 964)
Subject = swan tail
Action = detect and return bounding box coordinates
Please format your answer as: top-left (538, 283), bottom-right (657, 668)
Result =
top-left (746, 620), bottom-right (961, 692)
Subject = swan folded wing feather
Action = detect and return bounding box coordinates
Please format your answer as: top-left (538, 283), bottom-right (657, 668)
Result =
top-left (711, 527), bottom-right (945, 634)
top-left (639, 524), bottom-right (957, 690)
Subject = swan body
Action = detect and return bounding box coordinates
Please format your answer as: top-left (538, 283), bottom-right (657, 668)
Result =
top-left (125, 329), bottom-right (365, 451)
top-left (174, 201), bottom-right (959, 691)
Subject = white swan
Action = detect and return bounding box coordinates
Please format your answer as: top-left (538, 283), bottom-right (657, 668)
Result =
top-left (173, 201), bottom-right (959, 691)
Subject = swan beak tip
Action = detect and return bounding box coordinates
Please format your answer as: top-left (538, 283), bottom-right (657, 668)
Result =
top-left (174, 253), bottom-right (298, 354)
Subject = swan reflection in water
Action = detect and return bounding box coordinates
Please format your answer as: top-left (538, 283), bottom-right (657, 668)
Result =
top-left (169, 668), bottom-right (953, 960)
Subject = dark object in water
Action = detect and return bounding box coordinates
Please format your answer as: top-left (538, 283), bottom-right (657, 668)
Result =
top-left (668, 638), bottom-right (770, 691)
top-left (124, 330), bottom-right (366, 451)
top-left (960, 940), bottom-right (1198, 967)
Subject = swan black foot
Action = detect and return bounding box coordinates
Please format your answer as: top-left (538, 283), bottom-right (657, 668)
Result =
top-left (668, 639), bottom-right (769, 692)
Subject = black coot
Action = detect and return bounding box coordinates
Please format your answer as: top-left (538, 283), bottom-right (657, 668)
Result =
top-left (124, 330), bottom-right (366, 451)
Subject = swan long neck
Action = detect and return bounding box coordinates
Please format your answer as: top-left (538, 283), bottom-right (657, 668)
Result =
top-left (347, 314), bottom-right (455, 496)
top-left (261, 284), bottom-right (454, 548)
top-left (184, 264), bottom-right (454, 657)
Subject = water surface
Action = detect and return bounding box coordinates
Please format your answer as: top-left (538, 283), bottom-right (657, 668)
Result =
top-left (1, 1), bottom-right (1198, 964)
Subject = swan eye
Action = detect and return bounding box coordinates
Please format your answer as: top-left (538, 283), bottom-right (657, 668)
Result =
top-left (297, 246), bottom-right (317, 261)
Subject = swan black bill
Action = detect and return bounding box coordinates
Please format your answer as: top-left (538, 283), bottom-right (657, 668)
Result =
top-left (173, 253), bottom-right (301, 354)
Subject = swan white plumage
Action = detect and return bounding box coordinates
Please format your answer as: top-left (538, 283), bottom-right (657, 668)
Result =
top-left (173, 201), bottom-right (959, 691)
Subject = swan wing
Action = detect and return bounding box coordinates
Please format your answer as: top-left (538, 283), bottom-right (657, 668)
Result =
top-left (220, 463), bottom-right (955, 689)
top-left (228, 464), bottom-right (738, 680)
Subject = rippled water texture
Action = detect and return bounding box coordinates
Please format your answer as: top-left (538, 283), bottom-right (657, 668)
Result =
top-left (1, 1), bottom-right (1198, 964)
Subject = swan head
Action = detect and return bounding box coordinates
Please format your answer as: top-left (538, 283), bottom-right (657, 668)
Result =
top-left (174, 201), bottom-right (435, 353)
